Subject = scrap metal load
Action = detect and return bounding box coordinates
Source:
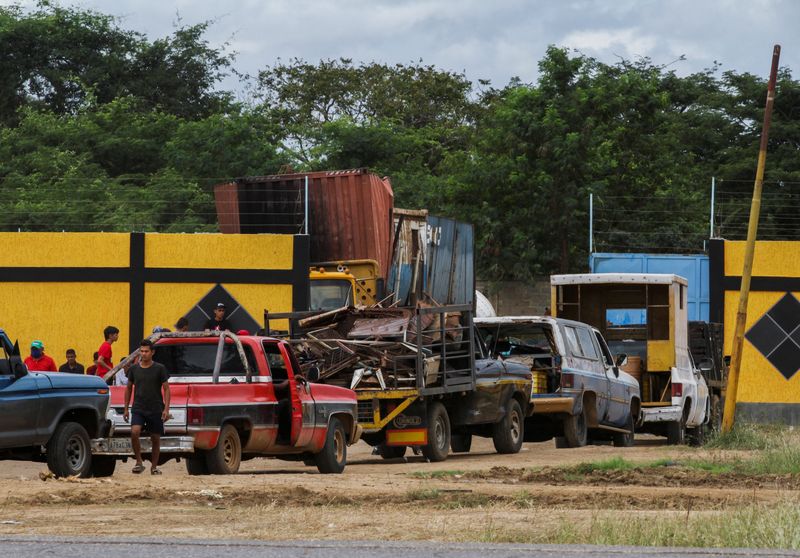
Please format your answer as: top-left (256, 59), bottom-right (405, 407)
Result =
top-left (291, 304), bottom-right (473, 392)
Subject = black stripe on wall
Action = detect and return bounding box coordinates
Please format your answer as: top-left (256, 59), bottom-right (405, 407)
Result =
top-left (722, 276), bottom-right (800, 292)
top-left (708, 239), bottom-right (725, 328)
top-left (292, 234), bottom-right (310, 311)
top-left (129, 232), bottom-right (146, 353)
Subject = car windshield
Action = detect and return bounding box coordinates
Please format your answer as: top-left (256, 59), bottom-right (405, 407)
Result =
top-left (479, 323), bottom-right (556, 356)
top-left (310, 279), bottom-right (352, 311)
top-left (154, 342), bottom-right (256, 376)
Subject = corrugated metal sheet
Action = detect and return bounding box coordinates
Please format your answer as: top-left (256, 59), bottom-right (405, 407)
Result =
top-left (425, 216), bottom-right (475, 307)
top-left (213, 182), bottom-right (240, 234)
top-left (212, 169), bottom-right (394, 277)
top-left (589, 252), bottom-right (709, 321)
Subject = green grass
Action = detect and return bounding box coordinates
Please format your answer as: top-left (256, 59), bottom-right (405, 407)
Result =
top-left (405, 488), bottom-right (441, 501)
top-left (478, 503), bottom-right (800, 548)
top-left (571, 456), bottom-right (638, 474)
top-left (704, 422), bottom-right (790, 450)
top-left (408, 470), bottom-right (465, 479)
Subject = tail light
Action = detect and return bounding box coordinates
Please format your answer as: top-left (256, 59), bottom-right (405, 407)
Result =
top-left (671, 383), bottom-right (683, 398)
top-left (187, 407), bottom-right (204, 425)
top-left (561, 373), bottom-right (574, 389)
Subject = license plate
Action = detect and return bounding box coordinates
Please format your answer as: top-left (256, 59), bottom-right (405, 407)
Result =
top-left (109, 438), bottom-right (133, 452)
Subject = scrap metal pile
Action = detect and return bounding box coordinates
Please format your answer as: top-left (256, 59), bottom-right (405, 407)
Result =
top-left (291, 305), bottom-right (464, 391)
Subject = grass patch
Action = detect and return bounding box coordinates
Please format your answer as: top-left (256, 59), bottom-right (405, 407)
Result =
top-left (437, 493), bottom-right (490, 509)
top-left (408, 470), bottom-right (464, 479)
top-left (405, 488), bottom-right (441, 501)
top-left (704, 422), bottom-right (791, 450)
top-left (571, 456), bottom-right (639, 474)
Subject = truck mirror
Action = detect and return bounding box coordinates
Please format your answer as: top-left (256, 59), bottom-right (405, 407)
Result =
top-left (615, 353), bottom-right (628, 367)
top-left (11, 357), bottom-right (28, 380)
top-left (307, 366), bottom-right (320, 382)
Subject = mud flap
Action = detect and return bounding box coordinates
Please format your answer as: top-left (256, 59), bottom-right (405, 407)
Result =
top-left (385, 399), bottom-right (428, 446)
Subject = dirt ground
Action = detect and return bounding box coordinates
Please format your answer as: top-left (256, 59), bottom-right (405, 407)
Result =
top-left (0, 437), bottom-right (796, 543)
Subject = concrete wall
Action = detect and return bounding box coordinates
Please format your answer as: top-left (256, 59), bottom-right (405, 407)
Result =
top-left (710, 239), bottom-right (800, 425)
top-left (476, 278), bottom-right (551, 317)
top-left (0, 232), bottom-right (308, 368)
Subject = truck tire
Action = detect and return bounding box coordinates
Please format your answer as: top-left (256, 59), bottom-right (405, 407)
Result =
top-left (90, 456), bottom-right (117, 477)
top-left (46, 422), bottom-right (92, 478)
top-left (666, 415), bottom-right (686, 445)
top-left (315, 417), bottom-right (347, 474)
top-left (186, 451), bottom-right (210, 475)
top-left (492, 399), bottom-right (524, 454)
top-left (450, 433), bottom-right (472, 453)
top-left (422, 401), bottom-right (450, 462)
top-left (612, 411), bottom-right (635, 447)
top-left (562, 406), bottom-right (588, 448)
top-left (378, 444), bottom-right (407, 459)
top-left (205, 424), bottom-right (242, 474)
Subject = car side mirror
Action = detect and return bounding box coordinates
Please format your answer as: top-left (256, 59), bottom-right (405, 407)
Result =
top-left (615, 353), bottom-right (628, 367)
top-left (307, 366), bottom-right (320, 382)
top-left (9, 341), bottom-right (28, 380)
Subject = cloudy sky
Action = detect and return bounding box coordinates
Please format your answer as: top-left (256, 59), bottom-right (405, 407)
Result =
top-left (5, 0), bottom-right (799, 93)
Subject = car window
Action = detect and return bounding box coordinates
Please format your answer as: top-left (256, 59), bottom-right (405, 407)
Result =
top-left (576, 327), bottom-right (599, 360)
top-left (154, 342), bottom-right (256, 376)
top-left (262, 342), bottom-right (289, 381)
top-left (593, 330), bottom-right (614, 366)
top-left (563, 326), bottom-right (581, 358)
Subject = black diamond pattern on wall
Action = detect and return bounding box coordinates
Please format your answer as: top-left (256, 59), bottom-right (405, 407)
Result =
top-left (745, 293), bottom-right (800, 380)
top-left (182, 284), bottom-right (260, 335)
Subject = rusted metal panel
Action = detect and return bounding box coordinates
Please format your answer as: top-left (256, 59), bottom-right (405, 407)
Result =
top-left (213, 182), bottom-right (241, 234)
top-left (213, 169), bottom-right (394, 277)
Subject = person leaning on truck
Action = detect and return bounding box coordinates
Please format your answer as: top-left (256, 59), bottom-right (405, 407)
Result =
top-left (123, 338), bottom-right (170, 475)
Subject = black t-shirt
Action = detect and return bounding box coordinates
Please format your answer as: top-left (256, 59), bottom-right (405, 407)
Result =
top-left (203, 317), bottom-right (232, 331)
top-left (59, 363), bottom-right (85, 374)
top-left (128, 362), bottom-right (170, 414)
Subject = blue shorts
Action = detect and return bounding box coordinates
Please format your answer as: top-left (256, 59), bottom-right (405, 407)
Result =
top-left (131, 411), bottom-right (164, 436)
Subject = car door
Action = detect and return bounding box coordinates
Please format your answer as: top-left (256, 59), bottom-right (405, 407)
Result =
top-left (593, 329), bottom-right (627, 427)
top-left (0, 369), bottom-right (50, 448)
top-left (471, 327), bottom-right (505, 424)
top-left (572, 325), bottom-right (610, 423)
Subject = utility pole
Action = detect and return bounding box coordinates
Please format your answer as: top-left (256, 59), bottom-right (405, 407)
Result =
top-left (722, 45), bottom-right (781, 433)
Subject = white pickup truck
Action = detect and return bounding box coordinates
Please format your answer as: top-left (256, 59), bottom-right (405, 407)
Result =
top-left (551, 273), bottom-right (710, 445)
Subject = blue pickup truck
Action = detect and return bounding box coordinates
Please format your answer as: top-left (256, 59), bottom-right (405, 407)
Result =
top-left (0, 329), bottom-right (113, 477)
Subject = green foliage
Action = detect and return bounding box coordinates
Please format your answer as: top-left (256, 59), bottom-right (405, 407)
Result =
top-left (571, 456), bottom-right (638, 474)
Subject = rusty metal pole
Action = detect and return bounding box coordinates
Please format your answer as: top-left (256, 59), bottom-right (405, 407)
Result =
top-left (722, 45), bottom-right (781, 433)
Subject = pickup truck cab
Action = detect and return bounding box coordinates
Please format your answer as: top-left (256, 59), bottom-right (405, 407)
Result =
top-left (476, 317), bottom-right (641, 448)
top-left (0, 328), bottom-right (111, 477)
top-left (98, 332), bottom-right (361, 474)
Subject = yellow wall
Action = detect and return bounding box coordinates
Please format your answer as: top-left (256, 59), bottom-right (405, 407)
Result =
top-left (0, 232), bottom-right (302, 370)
top-left (0, 282), bottom-right (130, 371)
top-left (721, 240), bottom-right (800, 405)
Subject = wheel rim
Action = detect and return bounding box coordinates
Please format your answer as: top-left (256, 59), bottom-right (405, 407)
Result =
top-left (66, 434), bottom-right (88, 471)
top-left (510, 409), bottom-right (521, 443)
top-left (334, 429), bottom-right (345, 463)
top-left (434, 416), bottom-right (446, 449)
top-left (223, 434), bottom-right (237, 466)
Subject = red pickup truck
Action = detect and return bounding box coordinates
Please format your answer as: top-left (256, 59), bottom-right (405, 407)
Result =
top-left (93, 332), bottom-right (361, 474)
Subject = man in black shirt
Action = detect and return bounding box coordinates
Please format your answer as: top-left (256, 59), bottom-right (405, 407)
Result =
top-left (123, 338), bottom-right (170, 475)
top-left (58, 349), bottom-right (85, 374)
top-left (203, 302), bottom-right (232, 331)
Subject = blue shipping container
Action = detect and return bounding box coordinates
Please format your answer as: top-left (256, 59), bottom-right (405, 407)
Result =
top-left (589, 252), bottom-right (709, 321)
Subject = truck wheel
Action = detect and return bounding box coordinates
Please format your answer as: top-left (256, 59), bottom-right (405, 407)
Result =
top-left (492, 399), bottom-right (524, 454)
top-left (47, 422), bottom-right (92, 478)
top-left (422, 401), bottom-right (450, 462)
top-left (315, 417), bottom-right (347, 474)
top-left (378, 444), bottom-right (407, 459)
top-left (612, 411), bottom-right (635, 447)
top-left (450, 433), bottom-right (472, 453)
top-left (562, 406), bottom-right (588, 448)
top-left (205, 424), bottom-right (241, 474)
top-left (186, 451), bottom-right (210, 475)
top-left (666, 415), bottom-right (686, 445)
top-left (90, 456), bottom-right (117, 477)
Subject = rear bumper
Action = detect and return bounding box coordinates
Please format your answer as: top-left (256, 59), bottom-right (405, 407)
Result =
top-left (641, 405), bottom-right (682, 423)
top-left (91, 436), bottom-right (194, 456)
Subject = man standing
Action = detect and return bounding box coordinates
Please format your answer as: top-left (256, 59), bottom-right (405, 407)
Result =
top-left (203, 303), bottom-right (232, 331)
top-left (123, 339), bottom-right (170, 475)
top-left (58, 349), bottom-right (85, 374)
top-left (96, 326), bottom-right (119, 379)
top-left (24, 340), bottom-right (57, 372)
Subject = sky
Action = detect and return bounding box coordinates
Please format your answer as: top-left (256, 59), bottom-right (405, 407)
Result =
top-left (4, 0), bottom-right (799, 94)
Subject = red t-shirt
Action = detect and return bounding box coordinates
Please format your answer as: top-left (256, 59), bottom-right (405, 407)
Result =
top-left (96, 341), bottom-right (113, 377)
top-left (24, 354), bottom-right (57, 372)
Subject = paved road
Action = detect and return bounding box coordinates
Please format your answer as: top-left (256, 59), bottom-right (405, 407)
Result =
top-left (1, 537), bottom-right (798, 558)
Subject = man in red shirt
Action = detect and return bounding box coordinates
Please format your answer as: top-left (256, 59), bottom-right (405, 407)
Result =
top-left (24, 340), bottom-right (57, 372)
top-left (95, 326), bottom-right (120, 378)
